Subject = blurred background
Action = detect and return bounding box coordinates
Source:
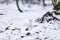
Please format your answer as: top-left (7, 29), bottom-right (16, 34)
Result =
top-left (0, 0), bottom-right (52, 5)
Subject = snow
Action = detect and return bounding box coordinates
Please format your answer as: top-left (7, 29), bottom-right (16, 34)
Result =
top-left (0, 1), bottom-right (60, 40)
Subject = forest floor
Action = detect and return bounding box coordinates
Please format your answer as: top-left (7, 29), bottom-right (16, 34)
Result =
top-left (0, 2), bottom-right (60, 40)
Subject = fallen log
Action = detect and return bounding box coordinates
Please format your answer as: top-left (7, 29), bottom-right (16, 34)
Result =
top-left (36, 11), bottom-right (60, 23)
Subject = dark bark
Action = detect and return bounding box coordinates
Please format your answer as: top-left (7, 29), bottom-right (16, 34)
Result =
top-left (16, 0), bottom-right (23, 12)
top-left (42, 0), bottom-right (46, 6)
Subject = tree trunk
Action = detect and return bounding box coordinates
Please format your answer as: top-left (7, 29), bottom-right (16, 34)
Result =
top-left (16, 0), bottom-right (23, 12)
top-left (42, 0), bottom-right (46, 6)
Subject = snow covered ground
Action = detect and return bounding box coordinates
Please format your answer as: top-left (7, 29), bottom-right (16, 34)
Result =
top-left (0, 1), bottom-right (60, 40)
